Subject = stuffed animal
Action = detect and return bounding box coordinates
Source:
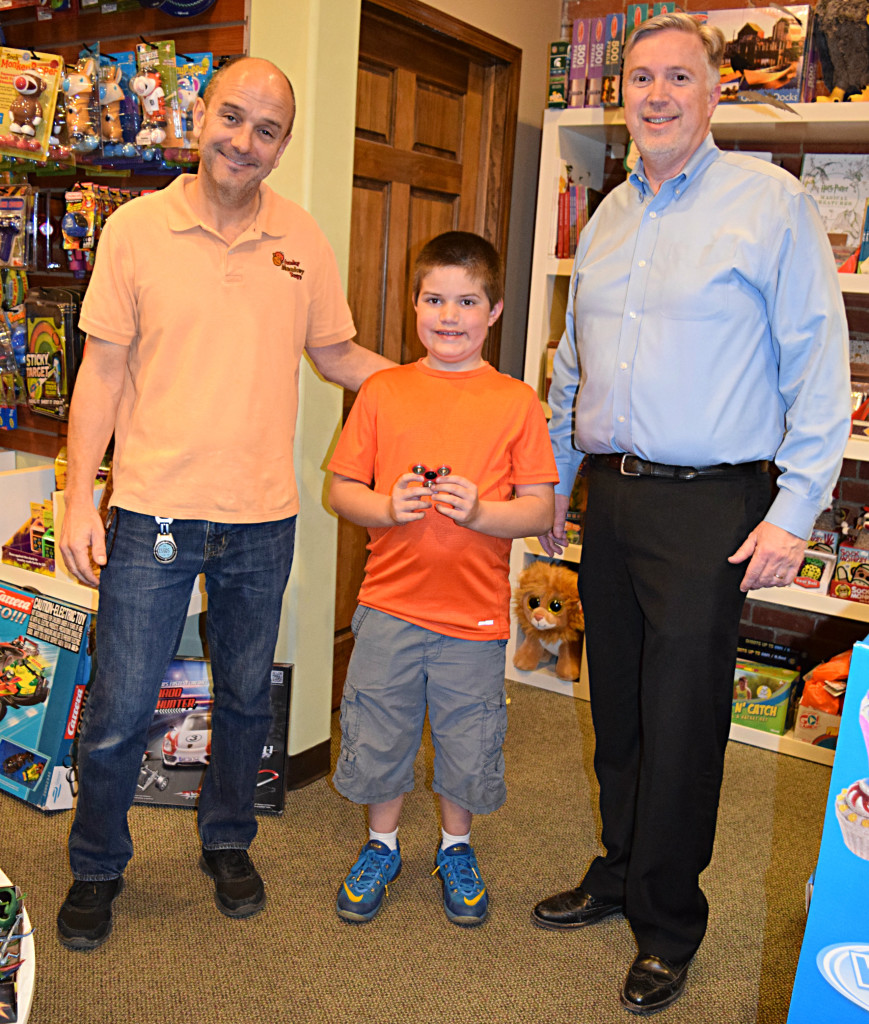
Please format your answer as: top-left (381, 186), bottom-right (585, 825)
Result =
top-left (512, 561), bottom-right (583, 680)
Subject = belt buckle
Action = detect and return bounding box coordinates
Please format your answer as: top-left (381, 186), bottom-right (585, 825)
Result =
top-left (620, 454), bottom-right (640, 477)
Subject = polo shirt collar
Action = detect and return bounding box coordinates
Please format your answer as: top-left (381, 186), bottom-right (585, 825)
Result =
top-left (165, 174), bottom-right (284, 239)
top-left (629, 131), bottom-right (719, 200)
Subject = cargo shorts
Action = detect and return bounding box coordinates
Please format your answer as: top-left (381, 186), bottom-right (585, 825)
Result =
top-left (333, 606), bottom-right (509, 815)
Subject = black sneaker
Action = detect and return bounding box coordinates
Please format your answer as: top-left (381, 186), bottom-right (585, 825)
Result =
top-left (199, 848), bottom-right (265, 918)
top-left (57, 876), bottom-right (124, 951)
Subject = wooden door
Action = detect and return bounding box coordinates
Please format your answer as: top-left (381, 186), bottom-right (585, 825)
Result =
top-left (332, 0), bottom-right (521, 707)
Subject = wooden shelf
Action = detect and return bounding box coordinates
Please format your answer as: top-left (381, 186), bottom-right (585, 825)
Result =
top-left (728, 722), bottom-right (835, 766)
top-left (748, 582), bottom-right (869, 623)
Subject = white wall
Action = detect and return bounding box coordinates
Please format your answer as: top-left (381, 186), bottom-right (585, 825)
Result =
top-left (425, 0), bottom-right (564, 378)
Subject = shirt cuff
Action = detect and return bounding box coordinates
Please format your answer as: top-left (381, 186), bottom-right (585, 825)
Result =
top-left (763, 487), bottom-right (819, 543)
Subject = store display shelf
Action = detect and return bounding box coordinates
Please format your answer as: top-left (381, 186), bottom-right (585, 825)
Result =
top-left (748, 582), bottom-right (869, 623)
top-left (729, 722), bottom-right (835, 766)
top-left (523, 535), bottom-right (582, 563)
top-left (543, 102), bottom-right (869, 145)
top-left (844, 436), bottom-right (869, 461)
top-left (0, 562), bottom-right (206, 615)
top-left (0, 868), bottom-right (33, 1024)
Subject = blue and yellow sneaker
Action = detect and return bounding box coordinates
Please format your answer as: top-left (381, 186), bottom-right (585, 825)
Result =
top-left (433, 842), bottom-right (488, 926)
top-left (336, 839), bottom-right (401, 923)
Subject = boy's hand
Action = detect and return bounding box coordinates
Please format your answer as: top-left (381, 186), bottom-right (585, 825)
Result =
top-left (430, 475), bottom-right (479, 525)
top-left (390, 472), bottom-right (431, 524)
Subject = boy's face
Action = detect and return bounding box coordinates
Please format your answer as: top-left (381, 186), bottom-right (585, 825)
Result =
top-left (414, 265), bottom-right (503, 373)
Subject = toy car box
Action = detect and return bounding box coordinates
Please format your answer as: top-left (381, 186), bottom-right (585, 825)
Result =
top-left (133, 658), bottom-right (291, 815)
top-left (0, 582), bottom-right (92, 811)
top-left (731, 658), bottom-right (801, 735)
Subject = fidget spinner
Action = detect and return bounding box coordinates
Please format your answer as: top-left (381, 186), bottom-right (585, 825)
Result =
top-left (411, 463), bottom-right (451, 488)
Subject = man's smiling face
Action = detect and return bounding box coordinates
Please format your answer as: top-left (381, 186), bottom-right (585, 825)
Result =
top-left (623, 28), bottom-right (720, 190)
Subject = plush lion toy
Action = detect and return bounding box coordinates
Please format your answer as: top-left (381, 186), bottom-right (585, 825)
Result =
top-left (512, 561), bottom-right (584, 680)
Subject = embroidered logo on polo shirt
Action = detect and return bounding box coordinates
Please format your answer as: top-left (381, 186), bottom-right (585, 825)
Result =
top-left (272, 251), bottom-right (305, 280)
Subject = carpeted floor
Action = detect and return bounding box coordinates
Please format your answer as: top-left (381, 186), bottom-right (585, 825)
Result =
top-left (2, 681), bottom-right (829, 1024)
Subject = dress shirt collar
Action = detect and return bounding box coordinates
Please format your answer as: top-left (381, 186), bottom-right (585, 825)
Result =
top-left (629, 131), bottom-right (719, 201)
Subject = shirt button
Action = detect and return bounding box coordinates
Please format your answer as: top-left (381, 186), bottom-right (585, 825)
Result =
top-left (629, 312), bottom-right (637, 319)
top-left (638, 260), bottom-right (646, 267)
top-left (620, 362), bottom-right (628, 370)
top-left (649, 211), bottom-right (657, 219)
top-left (618, 415), bottom-right (625, 423)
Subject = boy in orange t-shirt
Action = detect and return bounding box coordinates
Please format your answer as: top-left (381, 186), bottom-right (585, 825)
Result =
top-left (329, 232), bottom-right (558, 926)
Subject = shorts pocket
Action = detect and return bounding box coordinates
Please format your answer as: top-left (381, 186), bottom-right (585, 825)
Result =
top-left (482, 690), bottom-right (508, 792)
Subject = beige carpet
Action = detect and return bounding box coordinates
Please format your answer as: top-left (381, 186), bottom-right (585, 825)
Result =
top-left (2, 681), bottom-right (829, 1024)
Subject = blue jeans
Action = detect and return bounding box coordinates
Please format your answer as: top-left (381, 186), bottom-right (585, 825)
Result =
top-left (68, 509), bottom-right (296, 880)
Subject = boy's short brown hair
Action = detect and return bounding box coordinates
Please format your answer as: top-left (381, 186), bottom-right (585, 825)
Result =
top-left (412, 231), bottom-right (504, 307)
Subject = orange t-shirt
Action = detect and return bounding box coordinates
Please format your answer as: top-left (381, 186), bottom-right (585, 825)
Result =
top-left (79, 175), bottom-right (355, 523)
top-left (328, 360), bottom-right (559, 640)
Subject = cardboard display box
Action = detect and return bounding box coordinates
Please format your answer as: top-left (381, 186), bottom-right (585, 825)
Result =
top-left (731, 658), bottom-right (801, 735)
top-left (133, 658), bottom-right (292, 815)
top-left (793, 698), bottom-right (841, 750)
top-left (0, 583), bottom-right (92, 811)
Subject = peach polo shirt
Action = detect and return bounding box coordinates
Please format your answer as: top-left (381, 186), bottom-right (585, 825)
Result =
top-left (79, 174), bottom-right (355, 523)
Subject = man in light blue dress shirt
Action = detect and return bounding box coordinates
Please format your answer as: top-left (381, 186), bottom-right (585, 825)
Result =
top-left (531, 12), bottom-right (851, 1016)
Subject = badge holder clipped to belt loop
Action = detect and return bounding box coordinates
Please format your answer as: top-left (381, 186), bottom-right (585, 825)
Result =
top-left (153, 517), bottom-right (177, 564)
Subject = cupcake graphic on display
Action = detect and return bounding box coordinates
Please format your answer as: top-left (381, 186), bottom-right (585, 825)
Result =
top-left (835, 692), bottom-right (869, 860)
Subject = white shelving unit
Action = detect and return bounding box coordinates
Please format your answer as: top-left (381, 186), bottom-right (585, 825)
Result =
top-left (512, 101), bottom-right (869, 768)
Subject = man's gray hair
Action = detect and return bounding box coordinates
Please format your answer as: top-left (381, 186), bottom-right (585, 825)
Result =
top-left (624, 11), bottom-right (725, 89)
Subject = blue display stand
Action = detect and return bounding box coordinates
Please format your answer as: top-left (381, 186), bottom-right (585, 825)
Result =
top-left (788, 637), bottom-right (869, 1020)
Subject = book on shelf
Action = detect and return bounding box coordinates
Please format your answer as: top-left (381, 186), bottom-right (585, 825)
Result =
top-left (602, 13), bottom-right (626, 107)
top-left (568, 18), bottom-right (590, 108)
top-left (585, 16), bottom-right (607, 108)
top-left (800, 153), bottom-right (869, 250)
top-left (859, 199), bottom-right (869, 275)
top-left (548, 39), bottom-right (570, 108)
top-left (626, 4), bottom-right (648, 40)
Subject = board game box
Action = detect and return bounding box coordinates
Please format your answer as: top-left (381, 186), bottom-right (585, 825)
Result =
top-left (133, 658), bottom-right (292, 815)
top-left (0, 582), bottom-right (92, 811)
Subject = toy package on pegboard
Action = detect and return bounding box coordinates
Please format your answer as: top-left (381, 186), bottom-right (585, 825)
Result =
top-left (0, 583), bottom-right (93, 812)
top-left (24, 286), bottom-right (83, 419)
top-left (0, 47), bottom-right (64, 163)
top-left (133, 659), bottom-right (292, 815)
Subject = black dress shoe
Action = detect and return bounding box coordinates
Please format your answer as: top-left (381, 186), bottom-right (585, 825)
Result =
top-left (620, 953), bottom-right (691, 1015)
top-left (531, 887), bottom-right (623, 930)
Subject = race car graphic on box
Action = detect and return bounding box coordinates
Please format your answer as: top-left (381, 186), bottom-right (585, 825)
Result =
top-left (0, 583), bottom-right (92, 810)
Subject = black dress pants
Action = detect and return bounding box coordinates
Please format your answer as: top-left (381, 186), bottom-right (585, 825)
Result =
top-left (578, 460), bottom-right (771, 962)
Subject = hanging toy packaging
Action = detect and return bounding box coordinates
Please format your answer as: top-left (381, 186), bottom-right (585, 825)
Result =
top-left (99, 52), bottom-right (141, 159)
top-left (168, 51), bottom-right (212, 160)
top-left (0, 186), bottom-right (33, 270)
top-left (131, 40), bottom-right (181, 159)
top-left (62, 54), bottom-right (99, 155)
top-left (0, 47), bottom-right (63, 163)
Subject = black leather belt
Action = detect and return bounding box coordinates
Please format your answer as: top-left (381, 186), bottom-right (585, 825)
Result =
top-left (591, 453), bottom-right (769, 481)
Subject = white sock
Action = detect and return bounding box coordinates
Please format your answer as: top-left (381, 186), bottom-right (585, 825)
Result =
top-left (369, 827), bottom-right (398, 851)
top-left (441, 828), bottom-right (471, 851)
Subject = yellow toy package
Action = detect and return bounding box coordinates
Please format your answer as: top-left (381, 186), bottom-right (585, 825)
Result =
top-left (0, 47), bottom-right (63, 163)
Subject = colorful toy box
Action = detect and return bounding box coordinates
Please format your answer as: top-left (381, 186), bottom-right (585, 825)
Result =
top-left (793, 698), bottom-right (841, 750)
top-left (830, 544), bottom-right (869, 604)
top-left (0, 583), bottom-right (92, 811)
top-left (2, 498), bottom-right (55, 576)
top-left (132, 658), bottom-right (292, 815)
top-left (731, 658), bottom-right (801, 735)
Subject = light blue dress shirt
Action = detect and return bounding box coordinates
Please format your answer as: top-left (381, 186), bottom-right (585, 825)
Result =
top-left (548, 133), bottom-right (851, 540)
